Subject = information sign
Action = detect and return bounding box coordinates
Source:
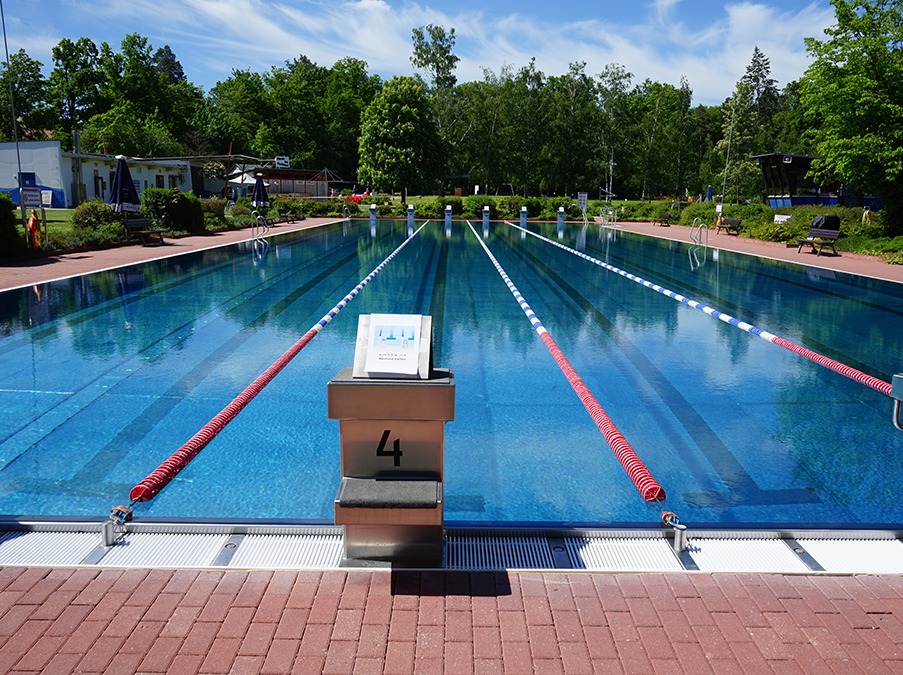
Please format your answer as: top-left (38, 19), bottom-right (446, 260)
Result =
top-left (21, 188), bottom-right (41, 209)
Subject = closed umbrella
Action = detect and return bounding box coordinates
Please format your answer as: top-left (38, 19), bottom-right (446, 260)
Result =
top-left (108, 155), bottom-right (141, 213)
top-left (251, 174), bottom-right (270, 209)
top-left (704, 185), bottom-right (713, 202)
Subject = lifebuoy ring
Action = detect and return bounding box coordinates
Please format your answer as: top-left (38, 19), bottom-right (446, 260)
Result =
top-left (27, 212), bottom-right (40, 248)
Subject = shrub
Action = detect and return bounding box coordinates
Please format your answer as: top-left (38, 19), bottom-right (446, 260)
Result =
top-left (463, 194), bottom-right (495, 218)
top-left (70, 199), bottom-right (126, 244)
top-left (142, 188), bottom-right (204, 233)
top-left (199, 196), bottom-right (226, 220)
top-left (0, 193), bottom-right (26, 256)
top-left (441, 196), bottom-right (463, 215)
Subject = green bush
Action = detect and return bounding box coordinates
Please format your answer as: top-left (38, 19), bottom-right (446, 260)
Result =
top-left (441, 196), bottom-right (463, 215)
top-left (142, 188), bottom-right (204, 233)
top-left (203, 212), bottom-right (224, 230)
top-left (199, 196), bottom-right (226, 220)
top-left (0, 193), bottom-right (26, 256)
top-left (462, 194), bottom-right (495, 218)
top-left (495, 196), bottom-right (523, 219)
top-left (69, 199), bottom-right (126, 244)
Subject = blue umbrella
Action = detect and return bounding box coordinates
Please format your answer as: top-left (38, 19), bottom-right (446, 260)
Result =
top-left (251, 174), bottom-right (270, 209)
top-left (704, 185), bottom-right (713, 202)
top-left (108, 156), bottom-right (142, 213)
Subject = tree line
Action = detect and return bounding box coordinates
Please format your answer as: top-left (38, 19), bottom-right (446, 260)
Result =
top-left (0, 0), bottom-right (899, 227)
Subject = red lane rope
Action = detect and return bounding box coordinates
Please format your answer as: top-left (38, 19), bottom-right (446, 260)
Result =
top-left (467, 222), bottom-right (665, 502)
top-left (129, 328), bottom-right (317, 502)
top-left (129, 221), bottom-right (429, 502)
top-left (772, 336), bottom-right (893, 396)
top-left (539, 331), bottom-right (666, 502)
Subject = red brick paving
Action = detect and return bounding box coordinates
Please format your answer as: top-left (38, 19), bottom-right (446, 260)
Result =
top-left (5, 568), bottom-right (900, 673)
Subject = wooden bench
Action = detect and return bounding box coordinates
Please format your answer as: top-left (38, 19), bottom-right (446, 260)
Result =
top-left (652, 212), bottom-right (672, 227)
top-left (124, 218), bottom-right (165, 246)
top-left (716, 217), bottom-right (742, 235)
top-left (797, 215), bottom-right (841, 256)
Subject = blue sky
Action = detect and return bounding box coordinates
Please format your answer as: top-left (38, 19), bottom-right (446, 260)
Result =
top-left (8, 0), bottom-right (835, 106)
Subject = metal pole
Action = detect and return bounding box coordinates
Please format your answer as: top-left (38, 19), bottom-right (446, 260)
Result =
top-left (0, 0), bottom-right (24, 233)
top-left (721, 98), bottom-right (736, 208)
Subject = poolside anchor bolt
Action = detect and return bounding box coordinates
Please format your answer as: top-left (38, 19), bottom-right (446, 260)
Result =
top-left (102, 504), bottom-right (133, 547)
top-left (661, 511), bottom-right (688, 553)
top-left (892, 374), bottom-right (903, 432)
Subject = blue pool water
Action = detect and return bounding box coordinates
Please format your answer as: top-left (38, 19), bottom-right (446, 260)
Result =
top-left (1, 220), bottom-right (902, 528)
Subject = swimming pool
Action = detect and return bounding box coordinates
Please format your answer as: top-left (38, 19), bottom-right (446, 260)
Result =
top-left (2, 219), bottom-right (902, 528)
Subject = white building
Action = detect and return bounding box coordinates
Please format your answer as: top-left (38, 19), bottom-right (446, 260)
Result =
top-left (0, 140), bottom-right (192, 208)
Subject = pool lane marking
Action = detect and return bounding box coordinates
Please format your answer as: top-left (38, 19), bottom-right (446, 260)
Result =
top-left (466, 221), bottom-right (665, 503)
top-left (129, 221), bottom-right (431, 503)
top-left (507, 221), bottom-right (894, 398)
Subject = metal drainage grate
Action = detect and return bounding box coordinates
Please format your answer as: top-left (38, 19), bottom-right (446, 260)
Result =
top-left (445, 534), bottom-right (555, 569)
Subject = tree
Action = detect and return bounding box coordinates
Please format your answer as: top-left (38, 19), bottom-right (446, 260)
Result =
top-left (154, 45), bottom-right (185, 83)
top-left (320, 58), bottom-right (382, 180)
top-left (800, 0), bottom-right (903, 229)
top-left (714, 81), bottom-right (763, 203)
top-left (48, 38), bottom-right (104, 149)
top-left (357, 76), bottom-right (443, 194)
top-left (205, 70), bottom-right (268, 155)
top-left (741, 47), bottom-right (782, 152)
top-left (0, 49), bottom-right (51, 141)
top-left (410, 24), bottom-right (460, 90)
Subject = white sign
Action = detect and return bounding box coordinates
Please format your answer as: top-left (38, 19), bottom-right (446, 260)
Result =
top-left (274, 156), bottom-right (290, 169)
top-left (20, 188), bottom-right (42, 209)
top-left (715, 203), bottom-right (723, 214)
top-left (577, 192), bottom-right (588, 212)
top-left (364, 313), bottom-right (422, 377)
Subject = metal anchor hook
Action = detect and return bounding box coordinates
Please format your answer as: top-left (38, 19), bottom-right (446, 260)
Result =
top-left (893, 375), bottom-right (903, 432)
top-left (101, 504), bottom-right (133, 547)
top-left (661, 511), bottom-right (688, 553)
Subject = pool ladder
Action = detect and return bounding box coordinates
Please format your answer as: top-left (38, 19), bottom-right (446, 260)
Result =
top-left (688, 218), bottom-right (709, 271)
top-left (689, 217), bottom-right (708, 245)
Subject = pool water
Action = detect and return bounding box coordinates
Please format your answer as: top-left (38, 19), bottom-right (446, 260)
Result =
top-left (1, 219), bottom-right (902, 528)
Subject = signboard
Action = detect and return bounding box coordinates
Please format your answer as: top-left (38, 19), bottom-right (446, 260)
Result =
top-left (20, 188), bottom-right (42, 209)
top-left (274, 156), bottom-right (290, 169)
top-left (363, 313), bottom-right (422, 378)
top-left (577, 192), bottom-right (588, 213)
top-left (715, 203), bottom-right (723, 214)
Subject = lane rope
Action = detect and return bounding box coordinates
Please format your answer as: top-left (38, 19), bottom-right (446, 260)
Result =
top-left (507, 221), bottom-right (893, 398)
top-left (467, 222), bottom-right (665, 502)
top-left (129, 221), bottom-right (430, 502)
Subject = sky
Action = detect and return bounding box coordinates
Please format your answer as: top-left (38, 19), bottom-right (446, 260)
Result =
top-left (6, 0), bottom-right (837, 106)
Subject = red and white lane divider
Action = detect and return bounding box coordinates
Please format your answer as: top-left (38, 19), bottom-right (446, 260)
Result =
top-left (467, 222), bottom-right (665, 502)
top-left (129, 222), bottom-right (429, 503)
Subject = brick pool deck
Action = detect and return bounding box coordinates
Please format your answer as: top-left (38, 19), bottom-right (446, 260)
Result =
top-left (1, 218), bottom-right (902, 673)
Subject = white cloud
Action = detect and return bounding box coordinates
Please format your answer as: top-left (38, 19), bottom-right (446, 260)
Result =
top-left (11, 0), bottom-right (835, 104)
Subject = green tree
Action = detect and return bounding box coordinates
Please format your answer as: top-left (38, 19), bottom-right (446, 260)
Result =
top-left (542, 62), bottom-right (601, 195)
top-left (800, 0), bottom-right (903, 229)
top-left (715, 81), bottom-right (764, 203)
top-left (0, 49), bottom-right (51, 141)
top-left (320, 58), bottom-right (382, 180)
top-left (253, 56), bottom-right (327, 167)
top-left (410, 24), bottom-right (460, 90)
top-left (205, 70), bottom-right (268, 155)
top-left (357, 76), bottom-right (442, 194)
top-left (741, 47), bottom-right (782, 152)
top-left (80, 104), bottom-right (181, 156)
top-left (48, 38), bottom-right (104, 149)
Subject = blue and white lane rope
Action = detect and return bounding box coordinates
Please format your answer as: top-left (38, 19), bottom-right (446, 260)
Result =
top-left (466, 222), bottom-right (665, 502)
top-left (507, 221), bottom-right (893, 398)
top-left (130, 221), bottom-right (429, 502)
